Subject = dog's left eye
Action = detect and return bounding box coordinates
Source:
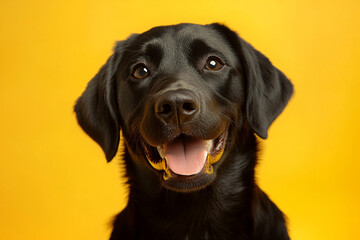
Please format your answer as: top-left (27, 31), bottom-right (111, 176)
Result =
top-left (205, 57), bottom-right (224, 71)
top-left (132, 64), bottom-right (150, 79)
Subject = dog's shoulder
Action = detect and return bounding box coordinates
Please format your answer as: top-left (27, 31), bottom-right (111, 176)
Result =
top-left (253, 186), bottom-right (290, 240)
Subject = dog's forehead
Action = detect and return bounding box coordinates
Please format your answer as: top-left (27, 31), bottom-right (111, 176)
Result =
top-left (134, 24), bottom-right (238, 65)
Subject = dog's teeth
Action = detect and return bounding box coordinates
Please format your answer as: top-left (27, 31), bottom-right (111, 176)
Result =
top-left (157, 146), bottom-right (165, 158)
top-left (205, 155), bottom-right (214, 174)
top-left (205, 140), bottom-right (214, 153)
top-left (162, 158), bottom-right (172, 180)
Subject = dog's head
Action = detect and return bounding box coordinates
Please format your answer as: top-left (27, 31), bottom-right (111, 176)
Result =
top-left (75, 23), bottom-right (293, 192)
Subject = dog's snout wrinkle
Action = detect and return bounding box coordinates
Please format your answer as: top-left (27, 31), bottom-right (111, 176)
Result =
top-left (155, 90), bottom-right (199, 126)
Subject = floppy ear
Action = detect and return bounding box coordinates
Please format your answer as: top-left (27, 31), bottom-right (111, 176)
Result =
top-left (211, 24), bottom-right (293, 139)
top-left (240, 39), bottom-right (293, 139)
top-left (74, 42), bottom-right (124, 162)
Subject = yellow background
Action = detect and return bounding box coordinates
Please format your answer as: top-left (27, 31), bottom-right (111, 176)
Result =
top-left (1, 0), bottom-right (359, 239)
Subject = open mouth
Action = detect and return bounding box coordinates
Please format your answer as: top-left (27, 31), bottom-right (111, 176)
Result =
top-left (142, 127), bottom-right (229, 181)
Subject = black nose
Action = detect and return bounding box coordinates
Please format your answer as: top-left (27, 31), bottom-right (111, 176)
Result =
top-left (155, 90), bottom-right (199, 126)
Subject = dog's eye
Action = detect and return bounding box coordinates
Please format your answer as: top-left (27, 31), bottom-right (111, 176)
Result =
top-left (132, 64), bottom-right (150, 79)
top-left (205, 57), bottom-right (224, 71)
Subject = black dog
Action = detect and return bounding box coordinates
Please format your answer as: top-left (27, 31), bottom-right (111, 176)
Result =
top-left (75, 23), bottom-right (293, 240)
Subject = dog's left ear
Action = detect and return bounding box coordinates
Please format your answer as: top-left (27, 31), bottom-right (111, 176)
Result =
top-left (211, 24), bottom-right (293, 139)
top-left (240, 40), bottom-right (294, 139)
top-left (74, 41), bottom-right (125, 162)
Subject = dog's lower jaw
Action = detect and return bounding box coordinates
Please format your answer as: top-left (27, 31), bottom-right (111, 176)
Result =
top-left (144, 150), bottom-right (222, 192)
top-left (147, 147), bottom-right (223, 179)
top-left (142, 128), bottom-right (228, 192)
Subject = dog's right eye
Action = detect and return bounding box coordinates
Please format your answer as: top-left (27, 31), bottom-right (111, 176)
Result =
top-left (132, 64), bottom-right (150, 79)
top-left (205, 57), bottom-right (224, 71)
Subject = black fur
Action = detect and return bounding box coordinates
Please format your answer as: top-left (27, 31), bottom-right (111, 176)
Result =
top-left (75, 23), bottom-right (293, 240)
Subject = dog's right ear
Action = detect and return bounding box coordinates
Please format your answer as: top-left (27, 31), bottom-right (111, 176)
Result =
top-left (74, 41), bottom-right (125, 162)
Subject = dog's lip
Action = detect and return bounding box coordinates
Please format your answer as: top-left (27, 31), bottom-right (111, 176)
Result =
top-left (142, 126), bottom-right (229, 180)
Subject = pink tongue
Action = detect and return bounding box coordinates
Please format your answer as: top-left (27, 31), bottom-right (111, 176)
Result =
top-left (164, 138), bottom-right (207, 176)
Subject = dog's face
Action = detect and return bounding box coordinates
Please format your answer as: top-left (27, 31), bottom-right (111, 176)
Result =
top-left (75, 23), bottom-right (293, 192)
